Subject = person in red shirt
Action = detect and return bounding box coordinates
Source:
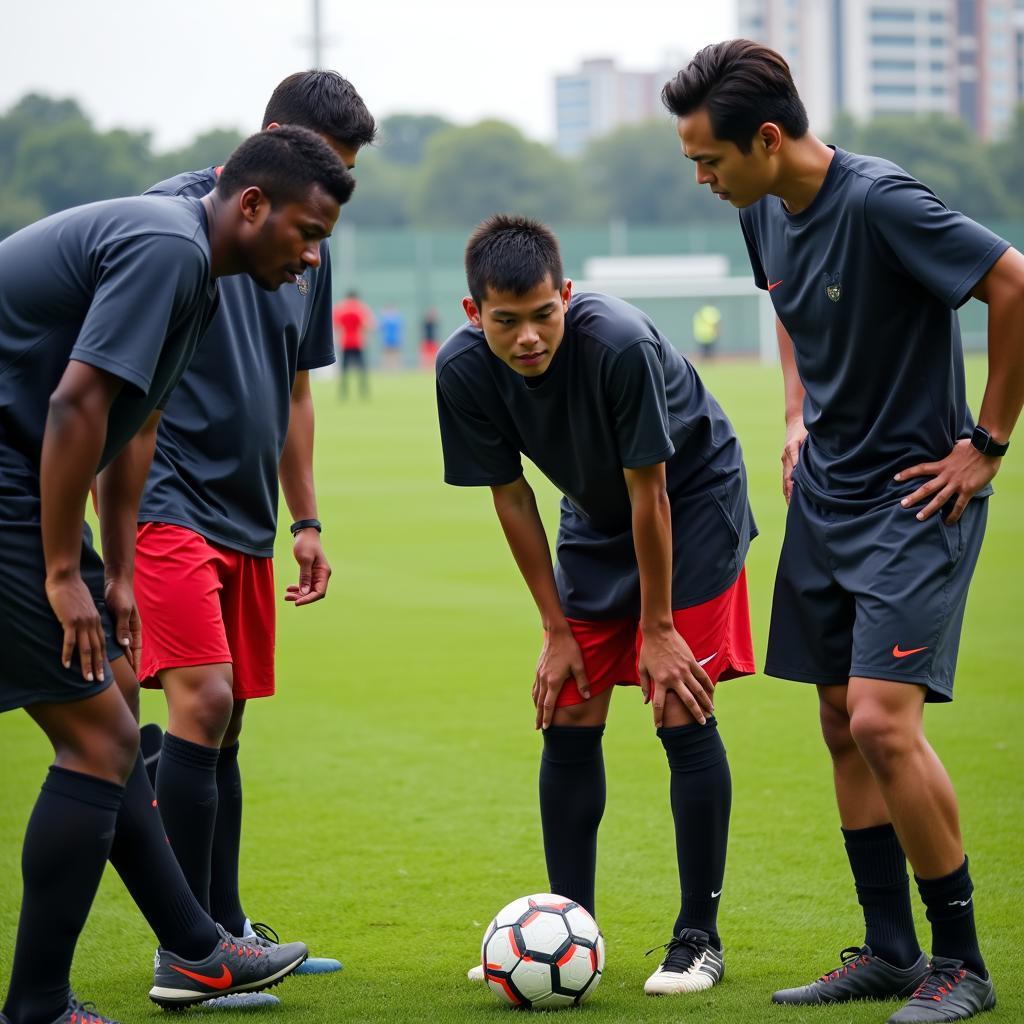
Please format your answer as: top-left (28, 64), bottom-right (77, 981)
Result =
top-left (333, 290), bottom-right (375, 398)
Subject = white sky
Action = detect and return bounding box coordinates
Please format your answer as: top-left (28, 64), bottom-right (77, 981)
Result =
top-left (0, 0), bottom-right (736, 150)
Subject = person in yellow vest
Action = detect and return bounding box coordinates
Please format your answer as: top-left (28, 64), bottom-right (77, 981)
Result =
top-left (693, 303), bottom-right (721, 362)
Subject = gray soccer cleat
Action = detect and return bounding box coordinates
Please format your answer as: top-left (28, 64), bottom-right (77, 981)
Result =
top-left (772, 945), bottom-right (930, 1005)
top-left (886, 958), bottom-right (996, 1022)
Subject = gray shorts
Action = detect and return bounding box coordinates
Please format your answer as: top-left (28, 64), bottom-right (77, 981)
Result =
top-left (764, 486), bottom-right (988, 702)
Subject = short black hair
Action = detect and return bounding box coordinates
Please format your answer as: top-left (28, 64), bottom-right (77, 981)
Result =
top-left (263, 70), bottom-right (377, 149)
top-left (216, 125), bottom-right (356, 208)
top-left (662, 39), bottom-right (809, 152)
top-left (464, 215), bottom-right (564, 308)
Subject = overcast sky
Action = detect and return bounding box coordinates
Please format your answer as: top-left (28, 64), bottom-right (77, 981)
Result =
top-left (1, 1), bottom-right (737, 150)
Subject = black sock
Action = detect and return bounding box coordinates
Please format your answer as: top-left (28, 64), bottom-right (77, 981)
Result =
top-left (842, 823), bottom-right (921, 967)
top-left (916, 857), bottom-right (986, 977)
top-left (209, 742), bottom-right (246, 935)
top-left (538, 725), bottom-right (605, 920)
top-left (108, 752), bottom-right (219, 958)
top-left (2, 767), bottom-right (123, 1024)
top-left (658, 717), bottom-right (731, 948)
top-left (155, 733), bottom-right (221, 911)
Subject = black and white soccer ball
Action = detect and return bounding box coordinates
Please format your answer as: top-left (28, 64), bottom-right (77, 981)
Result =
top-left (480, 893), bottom-right (605, 1009)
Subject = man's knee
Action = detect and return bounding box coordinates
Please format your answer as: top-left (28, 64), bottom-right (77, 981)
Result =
top-left (163, 665), bottom-right (235, 745)
top-left (848, 702), bottom-right (916, 779)
top-left (819, 696), bottom-right (855, 760)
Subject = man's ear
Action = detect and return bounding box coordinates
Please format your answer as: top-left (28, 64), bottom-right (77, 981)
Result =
top-left (463, 296), bottom-right (483, 327)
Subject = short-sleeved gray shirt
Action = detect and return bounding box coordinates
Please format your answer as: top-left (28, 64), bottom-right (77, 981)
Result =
top-left (0, 195), bottom-right (218, 525)
top-left (436, 292), bottom-right (755, 619)
top-left (740, 147), bottom-right (1009, 512)
top-left (138, 167), bottom-right (337, 556)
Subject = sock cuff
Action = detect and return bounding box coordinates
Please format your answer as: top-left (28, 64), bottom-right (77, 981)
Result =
top-left (541, 724), bottom-right (605, 764)
top-left (162, 733), bottom-right (221, 770)
top-left (843, 822), bottom-right (910, 888)
top-left (658, 716), bottom-right (727, 772)
top-left (44, 765), bottom-right (125, 811)
top-left (915, 857), bottom-right (972, 900)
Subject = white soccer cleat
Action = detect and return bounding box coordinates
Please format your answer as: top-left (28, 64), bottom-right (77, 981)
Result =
top-left (644, 928), bottom-right (724, 995)
top-left (467, 963), bottom-right (485, 982)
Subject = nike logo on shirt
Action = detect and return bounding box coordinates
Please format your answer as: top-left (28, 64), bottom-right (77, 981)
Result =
top-left (767, 280), bottom-right (784, 292)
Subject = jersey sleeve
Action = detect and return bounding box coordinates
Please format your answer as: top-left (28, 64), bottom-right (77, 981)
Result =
top-left (436, 364), bottom-right (523, 486)
top-left (739, 210), bottom-right (768, 290)
top-left (297, 242), bottom-right (337, 371)
top-left (866, 176), bottom-right (1010, 309)
top-left (607, 340), bottom-right (675, 469)
top-left (70, 233), bottom-right (209, 394)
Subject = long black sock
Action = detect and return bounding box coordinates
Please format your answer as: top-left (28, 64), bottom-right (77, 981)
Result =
top-left (538, 725), bottom-right (605, 920)
top-left (916, 857), bottom-right (986, 977)
top-left (659, 717), bottom-right (731, 948)
top-left (155, 733), bottom-right (220, 911)
top-left (209, 742), bottom-right (246, 935)
top-left (108, 752), bottom-right (219, 958)
top-left (2, 767), bottom-right (123, 1024)
top-left (842, 823), bottom-right (921, 967)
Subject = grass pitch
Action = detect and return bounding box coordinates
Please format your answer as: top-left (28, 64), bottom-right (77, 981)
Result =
top-left (1, 357), bottom-right (1021, 1023)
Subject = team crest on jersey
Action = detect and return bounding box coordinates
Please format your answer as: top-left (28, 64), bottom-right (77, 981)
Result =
top-left (823, 272), bottom-right (841, 302)
top-left (296, 275), bottom-right (309, 296)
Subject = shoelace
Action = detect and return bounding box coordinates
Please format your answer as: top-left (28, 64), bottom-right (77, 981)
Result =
top-left (912, 963), bottom-right (967, 1003)
top-left (645, 934), bottom-right (705, 974)
top-left (249, 921), bottom-right (281, 948)
top-left (820, 946), bottom-right (869, 983)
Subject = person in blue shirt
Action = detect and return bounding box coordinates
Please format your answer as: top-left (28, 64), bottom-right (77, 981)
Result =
top-left (663, 39), bottom-right (1024, 1024)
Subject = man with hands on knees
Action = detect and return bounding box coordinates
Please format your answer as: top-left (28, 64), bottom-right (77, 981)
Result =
top-left (436, 215), bottom-right (756, 998)
top-left (664, 38), bottom-right (1024, 1023)
top-left (0, 125), bottom-right (353, 1024)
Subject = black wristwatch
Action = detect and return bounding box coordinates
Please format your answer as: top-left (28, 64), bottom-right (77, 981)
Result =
top-left (290, 518), bottom-right (322, 536)
top-left (970, 426), bottom-right (1009, 458)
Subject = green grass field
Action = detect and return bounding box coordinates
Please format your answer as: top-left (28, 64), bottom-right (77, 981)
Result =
top-left (1, 357), bottom-right (1021, 1023)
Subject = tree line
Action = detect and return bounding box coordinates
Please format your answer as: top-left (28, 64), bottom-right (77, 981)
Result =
top-left (3, 92), bottom-right (1024, 239)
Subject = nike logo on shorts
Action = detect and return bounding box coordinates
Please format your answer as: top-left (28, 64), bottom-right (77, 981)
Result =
top-left (892, 644), bottom-right (928, 659)
top-left (698, 652), bottom-right (719, 667)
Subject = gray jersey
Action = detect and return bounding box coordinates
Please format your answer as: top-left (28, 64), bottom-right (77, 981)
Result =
top-left (436, 292), bottom-right (754, 619)
top-left (0, 195), bottom-right (217, 525)
top-left (740, 147), bottom-right (1009, 512)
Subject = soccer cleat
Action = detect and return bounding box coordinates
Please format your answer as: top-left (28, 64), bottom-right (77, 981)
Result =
top-left (50, 996), bottom-right (121, 1023)
top-left (244, 919), bottom-right (343, 975)
top-left (150, 922), bottom-right (307, 1008)
top-left (644, 928), bottom-right (724, 995)
top-left (886, 958), bottom-right (996, 1022)
top-left (772, 945), bottom-right (930, 1005)
top-left (467, 963), bottom-right (485, 982)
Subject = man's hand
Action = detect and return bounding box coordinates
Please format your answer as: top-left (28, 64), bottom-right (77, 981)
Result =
top-left (104, 577), bottom-right (142, 671)
top-left (782, 417), bottom-right (808, 505)
top-left (895, 439), bottom-right (1000, 524)
top-left (533, 627), bottom-right (591, 731)
top-left (285, 529), bottom-right (331, 606)
top-left (46, 572), bottom-right (105, 682)
top-left (639, 624), bottom-right (715, 728)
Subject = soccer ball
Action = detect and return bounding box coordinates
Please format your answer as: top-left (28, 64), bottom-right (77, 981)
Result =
top-left (480, 893), bottom-right (605, 1009)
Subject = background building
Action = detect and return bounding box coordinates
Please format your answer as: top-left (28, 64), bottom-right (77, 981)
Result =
top-left (554, 56), bottom-right (684, 155)
top-left (738, 0), bottom-right (1023, 139)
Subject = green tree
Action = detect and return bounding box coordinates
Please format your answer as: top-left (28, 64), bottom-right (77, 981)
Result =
top-left (377, 113), bottom-right (454, 166)
top-left (151, 127), bottom-right (245, 182)
top-left (581, 119), bottom-right (735, 225)
top-left (411, 120), bottom-right (583, 226)
top-left (343, 149), bottom-right (414, 226)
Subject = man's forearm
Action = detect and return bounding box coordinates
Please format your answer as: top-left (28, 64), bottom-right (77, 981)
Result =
top-left (629, 481), bottom-right (674, 633)
top-left (97, 415), bottom-right (159, 580)
top-left (777, 317), bottom-right (805, 425)
top-left (978, 284), bottom-right (1024, 446)
top-left (280, 377), bottom-right (318, 521)
top-left (492, 480), bottom-right (568, 632)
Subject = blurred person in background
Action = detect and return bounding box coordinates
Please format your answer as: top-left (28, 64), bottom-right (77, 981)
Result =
top-left (334, 289), bottom-right (375, 398)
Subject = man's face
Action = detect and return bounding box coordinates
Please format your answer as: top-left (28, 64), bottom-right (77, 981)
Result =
top-left (676, 107), bottom-right (774, 209)
top-left (463, 275), bottom-right (572, 377)
top-left (239, 184), bottom-right (340, 291)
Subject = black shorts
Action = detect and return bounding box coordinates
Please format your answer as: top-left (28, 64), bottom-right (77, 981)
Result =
top-left (765, 486), bottom-right (987, 702)
top-left (0, 524), bottom-right (122, 712)
top-left (341, 349), bottom-right (365, 370)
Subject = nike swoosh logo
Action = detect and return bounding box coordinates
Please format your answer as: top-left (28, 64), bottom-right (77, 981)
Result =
top-left (948, 898), bottom-right (972, 907)
top-left (698, 652), bottom-right (719, 667)
top-left (711, 889), bottom-right (723, 898)
top-left (767, 280), bottom-right (784, 292)
top-left (168, 963), bottom-right (233, 989)
top-left (892, 644), bottom-right (928, 659)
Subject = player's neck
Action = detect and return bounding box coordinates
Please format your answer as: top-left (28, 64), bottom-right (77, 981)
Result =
top-left (775, 135), bottom-right (835, 216)
top-left (200, 193), bottom-right (243, 280)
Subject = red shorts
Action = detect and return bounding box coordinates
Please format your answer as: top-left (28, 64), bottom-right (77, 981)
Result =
top-left (134, 523), bottom-right (276, 699)
top-left (556, 568), bottom-right (756, 707)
